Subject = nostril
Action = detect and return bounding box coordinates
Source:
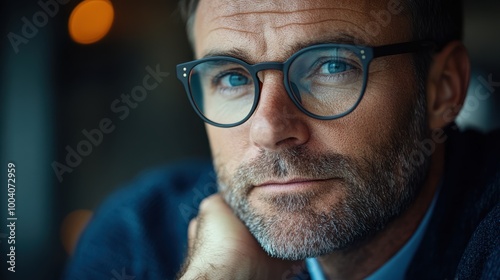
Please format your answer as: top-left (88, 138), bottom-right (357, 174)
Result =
top-left (275, 136), bottom-right (301, 148)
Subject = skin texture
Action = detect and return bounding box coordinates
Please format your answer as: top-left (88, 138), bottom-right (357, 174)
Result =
top-left (180, 0), bottom-right (470, 279)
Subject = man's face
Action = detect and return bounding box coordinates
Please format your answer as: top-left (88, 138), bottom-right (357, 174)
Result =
top-left (194, 0), bottom-right (430, 259)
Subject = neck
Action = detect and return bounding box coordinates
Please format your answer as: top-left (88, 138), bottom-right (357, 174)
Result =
top-left (317, 143), bottom-right (445, 280)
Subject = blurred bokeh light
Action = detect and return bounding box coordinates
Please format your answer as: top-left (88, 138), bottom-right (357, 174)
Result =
top-left (60, 209), bottom-right (93, 255)
top-left (69, 0), bottom-right (114, 44)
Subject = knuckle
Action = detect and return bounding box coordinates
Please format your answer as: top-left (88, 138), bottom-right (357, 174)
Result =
top-left (188, 218), bottom-right (197, 229)
top-left (198, 194), bottom-right (221, 211)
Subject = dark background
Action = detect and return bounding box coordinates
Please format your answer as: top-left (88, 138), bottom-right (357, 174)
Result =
top-left (0, 0), bottom-right (499, 279)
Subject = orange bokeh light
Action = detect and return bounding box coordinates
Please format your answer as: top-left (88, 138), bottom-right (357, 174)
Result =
top-left (69, 0), bottom-right (114, 44)
top-left (60, 209), bottom-right (93, 255)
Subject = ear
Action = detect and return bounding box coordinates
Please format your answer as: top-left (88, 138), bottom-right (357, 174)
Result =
top-left (426, 41), bottom-right (470, 130)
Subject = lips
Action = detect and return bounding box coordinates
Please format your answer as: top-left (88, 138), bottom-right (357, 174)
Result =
top-left (255, 178), bottom-right (337, 188)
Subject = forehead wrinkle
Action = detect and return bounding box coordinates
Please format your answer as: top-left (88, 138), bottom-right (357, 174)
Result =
top-left (270, 8), bottom-right (368, 29)
top-left (207, 27), bottom-right (259, 37)
top-left (215, 7), bottom-right (366, 20)
top-left (274, 19), bottom-right (367, 37)
top-left (201, 5), bottom-right (377, 57)
top-left (212, 6), bottom-right (368, 35)
top-left (205, 0), bottom-right (373, 18)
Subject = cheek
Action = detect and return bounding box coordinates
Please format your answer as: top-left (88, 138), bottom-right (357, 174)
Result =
top-left (313, 58), bottom-right (417, 157)
top-left (206, 125), bottom-right (249, 172)
top-left (361, 61), bottom-right (417, 143)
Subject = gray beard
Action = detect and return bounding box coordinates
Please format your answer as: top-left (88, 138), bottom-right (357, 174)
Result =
top-left (215, 95), bottom-right (429, 260)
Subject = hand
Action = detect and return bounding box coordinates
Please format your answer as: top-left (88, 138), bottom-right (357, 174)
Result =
top-left (178, 194), bottom-right (305, 280)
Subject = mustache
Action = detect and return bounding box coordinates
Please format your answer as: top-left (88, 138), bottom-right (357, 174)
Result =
top-left (221, 146), bottom-right (362, 190)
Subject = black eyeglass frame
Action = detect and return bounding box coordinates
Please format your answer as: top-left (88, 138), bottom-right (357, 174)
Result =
top-left (176, 40), bottom-right (435, 128)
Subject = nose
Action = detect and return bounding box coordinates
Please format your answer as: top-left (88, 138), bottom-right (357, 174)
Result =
top-left (249, 73), bottom-right (310, 151)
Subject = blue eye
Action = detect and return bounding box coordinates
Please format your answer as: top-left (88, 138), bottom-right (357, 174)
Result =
top-left (220, 73), bottom-right (250, 87)
top-left (320, 60), bottom-right (354, 74)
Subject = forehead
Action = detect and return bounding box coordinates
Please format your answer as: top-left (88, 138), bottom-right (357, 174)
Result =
top-left (193, 0), bottom-right (411, 61)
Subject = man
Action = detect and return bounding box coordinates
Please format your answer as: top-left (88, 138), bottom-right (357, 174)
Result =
top-left (65, 0), bottom-right (500, 279)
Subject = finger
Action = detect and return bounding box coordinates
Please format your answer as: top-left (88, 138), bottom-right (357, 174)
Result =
top-left (198, 194), bottom-right (234, 218)
top-left (188, 217), bottom-right (198, 250)
top-left (196, 194), bottom-right (255, 246)
top-left (198, 194), bottom-right (243, 234)
top-left (198, 194), bottom-right (226, 212)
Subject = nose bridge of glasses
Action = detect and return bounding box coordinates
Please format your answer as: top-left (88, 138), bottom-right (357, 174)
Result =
top-left (252, 62), bottom-right (284, 73)
top-left (251, 61), bottom-right (300, 104)
top-left (251, 62), bottom-right (285, 87)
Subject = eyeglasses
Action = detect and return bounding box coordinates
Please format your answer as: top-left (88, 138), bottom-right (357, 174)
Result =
top-left (177, 41), bottom-right (435, 128)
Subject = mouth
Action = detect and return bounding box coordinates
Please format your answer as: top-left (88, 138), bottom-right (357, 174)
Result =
top-left (255, 177), bottom-right (339, 192)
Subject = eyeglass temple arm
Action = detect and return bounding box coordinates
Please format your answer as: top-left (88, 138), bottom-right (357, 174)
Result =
top-left (372, 41), bottom-right (437, 58)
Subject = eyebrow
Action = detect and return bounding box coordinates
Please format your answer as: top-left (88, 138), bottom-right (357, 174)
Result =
top-left (201, 32), bottom-right (370, 63)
